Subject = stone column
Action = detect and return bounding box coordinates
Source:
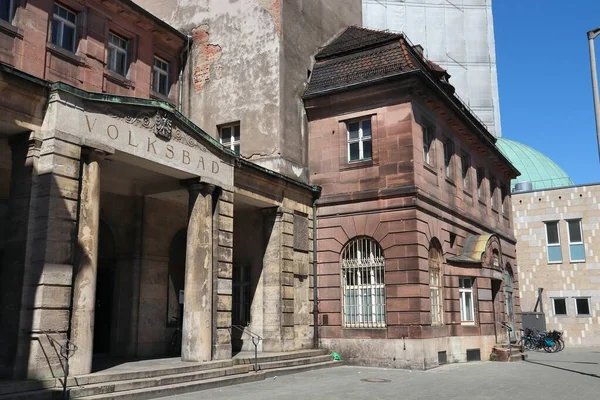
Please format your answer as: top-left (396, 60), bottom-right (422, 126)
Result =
top-left (261, 207), bottom-right (283, 352)
top-left (69, 149), bottom-right (106, 376)
top-left (182, 182), bottom-right (215, 362)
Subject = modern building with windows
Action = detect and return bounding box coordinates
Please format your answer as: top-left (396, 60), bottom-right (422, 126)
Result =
top-left (305, 26), bottom-right (522, 369)
top-left (512, 181), bottom-right (600, 346)
top-left (362, 0), bottom-right (502, 137)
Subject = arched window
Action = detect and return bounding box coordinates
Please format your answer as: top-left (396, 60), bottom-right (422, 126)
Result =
top-left (429, 239), bottom-right (444, 325)
top-left (341, 237), bottom-right (385, 328)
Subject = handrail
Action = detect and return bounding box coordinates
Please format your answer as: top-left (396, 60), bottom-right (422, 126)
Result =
top-left (41, 330), bottom-right (77, 400)
top-left (230, 325), bottom-right (262, 372)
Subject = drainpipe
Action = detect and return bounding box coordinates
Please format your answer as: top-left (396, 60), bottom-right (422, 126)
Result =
top-left (312, 186), bottom-right (322, 349)
top-left (178, 35), bottom-right (192, 114)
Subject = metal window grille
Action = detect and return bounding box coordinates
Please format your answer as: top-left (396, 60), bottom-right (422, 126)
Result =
top-left (342, 237), bottom-right (385, 328)
top-left (429, 246), bottom-right (443, 325)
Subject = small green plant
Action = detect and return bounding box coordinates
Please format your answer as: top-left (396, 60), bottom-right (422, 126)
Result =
top-left (489, 352), bottom-right (498, 361)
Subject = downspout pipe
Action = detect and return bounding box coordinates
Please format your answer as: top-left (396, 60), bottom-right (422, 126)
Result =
top-left (178, 34), bottom-right (192, 114)
top-left (312, 186), bottom-right (322, 349)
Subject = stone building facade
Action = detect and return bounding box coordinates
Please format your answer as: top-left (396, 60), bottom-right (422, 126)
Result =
top-left (304, 27), bottom-right (521, 369)
top-left (513, 183), bottom-right (600, 347)
top-left (0, 0), bottom-right (317, 380)
top-left (134, 0), bottom-right (362, 182)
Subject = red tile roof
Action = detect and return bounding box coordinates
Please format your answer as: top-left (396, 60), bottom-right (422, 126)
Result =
top-left (305, 26), bottom-right (454, 98)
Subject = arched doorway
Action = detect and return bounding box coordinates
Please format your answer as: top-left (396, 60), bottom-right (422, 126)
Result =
top-left (94, 220), bottom-right (116, 354)
top-left (504, 264), bottom-right (516, 342)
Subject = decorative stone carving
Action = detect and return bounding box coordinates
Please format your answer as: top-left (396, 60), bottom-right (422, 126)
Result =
top-left (90, 105), bottom-right (207, 152)
top-left (154, 110), bottom-right (172, 141)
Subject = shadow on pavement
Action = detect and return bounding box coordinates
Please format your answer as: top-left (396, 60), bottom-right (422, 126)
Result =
top-left (525, 360), bottom-right (600, 379)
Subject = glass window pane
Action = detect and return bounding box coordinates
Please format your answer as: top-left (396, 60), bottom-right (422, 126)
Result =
top-left (568, 220), bottom-right (582, 243)
top-left (362, 139), bottom-right (372, 160)
top-left (63, 25), bottom-right (75, 52)
top-left (51, 19), bottom-right (60, 46)
top-left (576, 298), bottom-right (590, 315)
top-left (107, 48), bottom-right (115, 71)
top-left (548, 245), bottom-right (562, 263)
top-left (233, 144), bottom-right (240, 154)
top-left (546, 222), bottom-right (559, 245)
top-left (553, 299), bottom-right (567, 315)
top-left (159, 74), bottom-right (168, 95)
top-left (67, 9), bottom-right (76, 23)
top-left (348, 122), bottom-right (359, 140)
top-left (361, 119), bottom-right (371, 137)
top-left (116, 51), bottom-right (126, 75)
top-left (465, 293), bottom-right (473, 321)
top-left (349, 142), bottom-right (360, 161)
top-left (570, 244), bottom-right (585, 262)
top-left (221, 127), bottom-right (231, 142)
top-left (233, 125), bottom-right (240, 141)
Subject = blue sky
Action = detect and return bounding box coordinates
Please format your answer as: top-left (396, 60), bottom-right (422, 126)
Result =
top-left (493, 0), bottom-right (600, 184)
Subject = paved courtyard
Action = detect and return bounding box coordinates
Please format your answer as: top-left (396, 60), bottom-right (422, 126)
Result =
top-left (166, 347), bottom-right (600, 399)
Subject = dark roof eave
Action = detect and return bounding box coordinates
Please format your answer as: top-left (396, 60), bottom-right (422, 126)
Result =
top-left (0, 61), bottom-right (50, 88)
top-left (302, 69), bottom-right (421, 100)
top-left (49, 82), bottom-right (319, 194)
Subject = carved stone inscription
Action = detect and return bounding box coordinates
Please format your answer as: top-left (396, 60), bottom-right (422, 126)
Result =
top-left (81, 110), bottom-right (233, 186)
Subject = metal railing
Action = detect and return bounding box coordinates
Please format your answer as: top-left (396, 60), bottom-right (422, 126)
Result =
top-left (230, 325), bottom-right (263, 372)
top-left (41, 330), bottom-right (77, 400)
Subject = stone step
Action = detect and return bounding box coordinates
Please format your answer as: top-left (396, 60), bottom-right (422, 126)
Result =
top-left (68, 364), bottom-right (251, 398)
top-left (509, 353), bottom-right (528, 362)
top-left (255, 354), bottom-right (333, 371)
top-left (263, 360), bottom-right (342, 378)
top-left (0, 379), bottom-right (58, 400)
top-left (76, 372), bottom-right (266, 400)
top-left (234, 349), bottom-right (329, 366)
top-left (67, 359), bottom-right (235, 387)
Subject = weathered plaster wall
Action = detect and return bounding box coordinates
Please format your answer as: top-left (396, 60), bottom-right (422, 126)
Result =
top-left (135, 0), bottom-right (361, 182)
top-left (281, 0), bottom-right (362, 180)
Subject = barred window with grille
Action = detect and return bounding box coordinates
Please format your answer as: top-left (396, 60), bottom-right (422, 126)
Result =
top-left (429, 242), bottom-right (444, 325)
top-left (341, 237), bottom-right (385, 328)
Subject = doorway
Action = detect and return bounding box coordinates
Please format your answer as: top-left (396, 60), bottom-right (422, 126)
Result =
top-left (94, 220), bottom-right (115, 355)
top-left (491, 279), bottom-right (508, 344)
top-left (504, 265), bottom-right (516, 343)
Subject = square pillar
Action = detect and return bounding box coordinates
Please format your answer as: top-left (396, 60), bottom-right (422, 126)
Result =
top-left (214, 188), bottom-right (233, 359)
top-left (182, 182), bottom-right (215, 362)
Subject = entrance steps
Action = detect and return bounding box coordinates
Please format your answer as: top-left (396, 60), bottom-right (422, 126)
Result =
top-left (491, 343), bottom-right (527, 362)
top-left (0, 349), bottom-right (339, 400)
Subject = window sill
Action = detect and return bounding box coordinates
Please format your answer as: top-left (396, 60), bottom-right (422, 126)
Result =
top-left (340, 159), bottom-right (375, 171)
top-left (547, 261), bottom-right (563, 265)
top-left (461, 321), bottom-right (476, 326)
top-left (46, 43), bottom-right (86, 66)
top-left (575, 314), bottom-right (591, 318)
top-left (569, 260), bottom-right (586, 264)
top-left (342, 325), bottom-right (387, 330)
top-left (423, 163), bottom-right (437, 176)
top-left (104, 69), bottom-right (134, 89)
top-left (150, 90), bottom-right (175, 106)
top-left (0, 19), bottom-right (23, 39)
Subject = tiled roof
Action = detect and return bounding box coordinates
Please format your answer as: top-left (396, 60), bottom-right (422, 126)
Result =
top-left (304, 26), bottom-right (450, 98)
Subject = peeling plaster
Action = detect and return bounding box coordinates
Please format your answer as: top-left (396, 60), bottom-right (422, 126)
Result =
top-left (257, 0), bottom-right (281, 36)
top-left (192, 25), bottom-right (222, 92)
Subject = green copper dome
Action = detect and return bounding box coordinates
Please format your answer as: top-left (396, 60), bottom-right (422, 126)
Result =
top-left (496, 138), bottom-right (574, 191)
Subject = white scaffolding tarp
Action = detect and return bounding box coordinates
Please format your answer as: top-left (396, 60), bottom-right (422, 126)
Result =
top-left (363, 0), bottom-right (502, 137)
